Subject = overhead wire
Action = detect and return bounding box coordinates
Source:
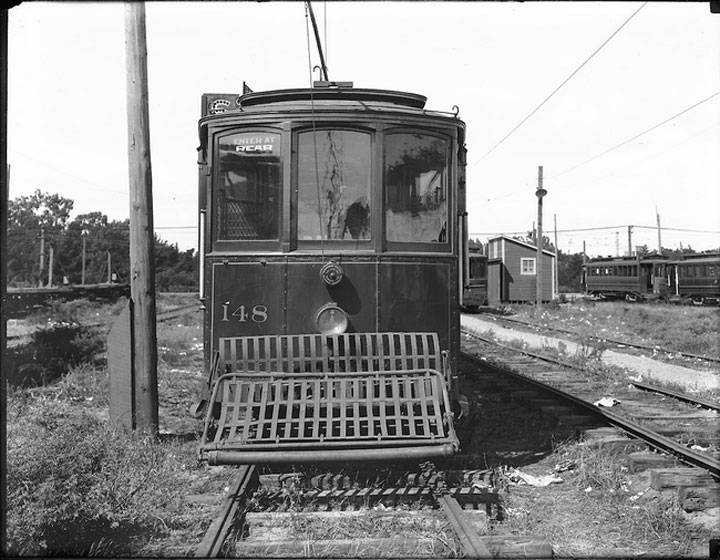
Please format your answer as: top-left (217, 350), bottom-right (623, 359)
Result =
top-left (473, 1), bottom-right (647, 166)
top-left (549, 90), bottom-right (720, 180)
top-left (480, 119), bottom-right (720, 204)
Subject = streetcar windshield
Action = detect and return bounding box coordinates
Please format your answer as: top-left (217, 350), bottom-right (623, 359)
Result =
top-left (215, 131), bottom-right (282, 241)
top-left (385, 133), bottom-right (448, 243)
top-left (297, 129), bottom-right (372, 241)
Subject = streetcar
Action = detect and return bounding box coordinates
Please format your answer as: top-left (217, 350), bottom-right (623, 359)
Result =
top-left (583, 254), bottom-right (720, 304)
top-left (461, 251), bottom-right (488, 311)
top-left (584, 255), bottom-right (671, 302)
top-left (195, 82), bottom-right (468, 464)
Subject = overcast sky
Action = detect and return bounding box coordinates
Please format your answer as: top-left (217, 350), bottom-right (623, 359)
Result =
top-left (7, 1), bottom-right (720, 256)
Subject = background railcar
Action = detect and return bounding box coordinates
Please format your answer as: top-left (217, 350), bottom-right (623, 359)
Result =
top-left (584, 256), bottom-right (670, 301)
top-left (462, 251), bottom-right (488, 310)
top-left (671, 254), bottom-right (720, 305)
top-left (195, 84), bottom-right (468, 464)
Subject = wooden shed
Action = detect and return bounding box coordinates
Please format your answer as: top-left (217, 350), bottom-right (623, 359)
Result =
top-left (486, 235), bottom-right (556, 305)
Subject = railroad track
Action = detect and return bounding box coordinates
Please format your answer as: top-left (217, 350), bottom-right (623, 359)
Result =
top-left (461, 329), bottom-right (720, 479)
top-left (482, 313), bottom-right (720, 364)
top-left (195, 463), bottom-right (552, 558)
top-left (6, 303), bottom-right (200, 345)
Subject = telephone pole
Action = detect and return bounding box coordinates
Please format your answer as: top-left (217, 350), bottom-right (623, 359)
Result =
top-left (615, 231), bottom-right (620, 257)
top-left (47, 246), bottom-right (54, 287)
top-left (81, 229), bottom-right (87, 285)
top-left (38, 227), bottom-right (45, 287)
top-left (1, 9), bottom-right (8, 542)
top-left (125, 1), bottom-right (158, 434)
top-left (655, 207), bottom-right (662, 254)
top-left (535, 166), bottom-right (547, 311)
top-left (553, 213), bottom-right (558, 299)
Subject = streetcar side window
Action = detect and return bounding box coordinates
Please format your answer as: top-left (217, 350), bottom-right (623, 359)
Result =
top-left (469, 256), bottom-right (487, 280)
top-left (384, 132), bottom-right (448, 243)
top-left (297, 129), bottom-right (372, 241)
top-left (215, 131), bottom-right (282, 241)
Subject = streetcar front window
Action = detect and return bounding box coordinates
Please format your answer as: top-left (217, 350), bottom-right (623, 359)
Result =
top-left (297, 129), bottom-right (372, 241)
top-left (385, 133), bottom-right (448, 243)
top-left (216, 131), bottom-right (282, 241)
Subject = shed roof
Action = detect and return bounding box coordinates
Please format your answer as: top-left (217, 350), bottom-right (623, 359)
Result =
top-left (488, 235), bottom-right (556, 258)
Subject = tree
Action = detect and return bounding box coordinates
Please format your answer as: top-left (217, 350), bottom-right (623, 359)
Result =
top-left (556, 250), bottom-right (585, 292)
top-left (7, 190), bottom-right (74, 286)
top-left (7, 190), bottom-right (197, 291)
top-left (524, 230), bottom-right (555, 252)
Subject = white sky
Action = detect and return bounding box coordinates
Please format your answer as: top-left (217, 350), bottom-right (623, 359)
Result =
top-left (7, 1), bottom-right (720, 257)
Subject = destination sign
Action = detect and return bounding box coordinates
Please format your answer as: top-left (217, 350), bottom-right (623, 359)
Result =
top-left (230, 134), bottom-right (279, 155)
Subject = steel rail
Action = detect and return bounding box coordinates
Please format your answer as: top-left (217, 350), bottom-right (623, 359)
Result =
top-left (630, 380), bottom-right (720, 412)
top-left (464, 328), bottom-right (719, 412)
top-left (195, 464), bottom-right (258, 558)
top-left (485, 313), bottom-right (720, 364)
top-left (437, 494), bottom-right (492, 558)
top-left (462, 331), bottom-right (720, 479)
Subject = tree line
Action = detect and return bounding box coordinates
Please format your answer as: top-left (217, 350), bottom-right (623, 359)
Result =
top-left (7, 190), bottom-right (197, 292)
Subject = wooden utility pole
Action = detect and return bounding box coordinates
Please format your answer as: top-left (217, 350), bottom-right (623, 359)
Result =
top-left (535, 166), bottom-right (547, 311)
top-left (553, 214), bottom-right (558, 299)
top-left (81, 233), bottom-right (87, 285)
top-left (47, 246), bottom-right (54, 287)
top-left (655, 207), bottom-right (662, 254)
top-left (125, 1), bottom-right (158, 434)
top-left (107, 250), bottom-right (112, 283)
top-left (39, 226), bottom-right (45, 287)
top-left (1, 8), bottom-right (7, 543)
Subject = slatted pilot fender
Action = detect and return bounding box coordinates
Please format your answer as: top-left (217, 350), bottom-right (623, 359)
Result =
top-left (198, 332), bottom-right (459, 464)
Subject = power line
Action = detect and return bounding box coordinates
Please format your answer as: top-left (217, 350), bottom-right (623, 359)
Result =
top-left (473, 2), bottom-right (647, 166)
top-left (470, 224), bottom-right (720, 236)
top-left (549, 90), bottom-right (720, 179)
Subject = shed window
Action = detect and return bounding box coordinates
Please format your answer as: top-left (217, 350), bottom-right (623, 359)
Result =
top-left (520, 258), bottom-right (536, 275)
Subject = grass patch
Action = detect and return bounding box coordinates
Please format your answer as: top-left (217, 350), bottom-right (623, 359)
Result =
top-left (5, 300), bottom-right (230, 557)
top-left (495, 439), bottom-right (716, 557)
top-left (512, 301), bottom-right (720, 359)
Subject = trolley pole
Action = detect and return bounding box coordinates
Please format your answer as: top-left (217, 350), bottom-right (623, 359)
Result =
top-left (535, 166), bottom-right (547, 311)
top-left (125, 1), bottom-right (158, 434)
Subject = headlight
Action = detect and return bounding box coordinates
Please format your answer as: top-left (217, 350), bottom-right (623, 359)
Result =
top-left (315, 303), bottom-right (348, 335)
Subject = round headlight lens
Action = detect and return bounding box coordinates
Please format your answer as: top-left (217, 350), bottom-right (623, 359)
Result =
top-left (315, 303), bottom-right (348, 335)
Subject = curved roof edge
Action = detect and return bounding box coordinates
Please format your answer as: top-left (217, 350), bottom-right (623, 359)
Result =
top-left (238, 88), bottom-right (427, 109)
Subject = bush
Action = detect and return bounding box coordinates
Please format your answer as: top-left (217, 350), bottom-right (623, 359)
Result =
top-left (5, 320), bottom-right (105, 387)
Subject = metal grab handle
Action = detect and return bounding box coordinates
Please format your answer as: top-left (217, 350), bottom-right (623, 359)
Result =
top-left (199, 209), bottom-right (206, 299)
